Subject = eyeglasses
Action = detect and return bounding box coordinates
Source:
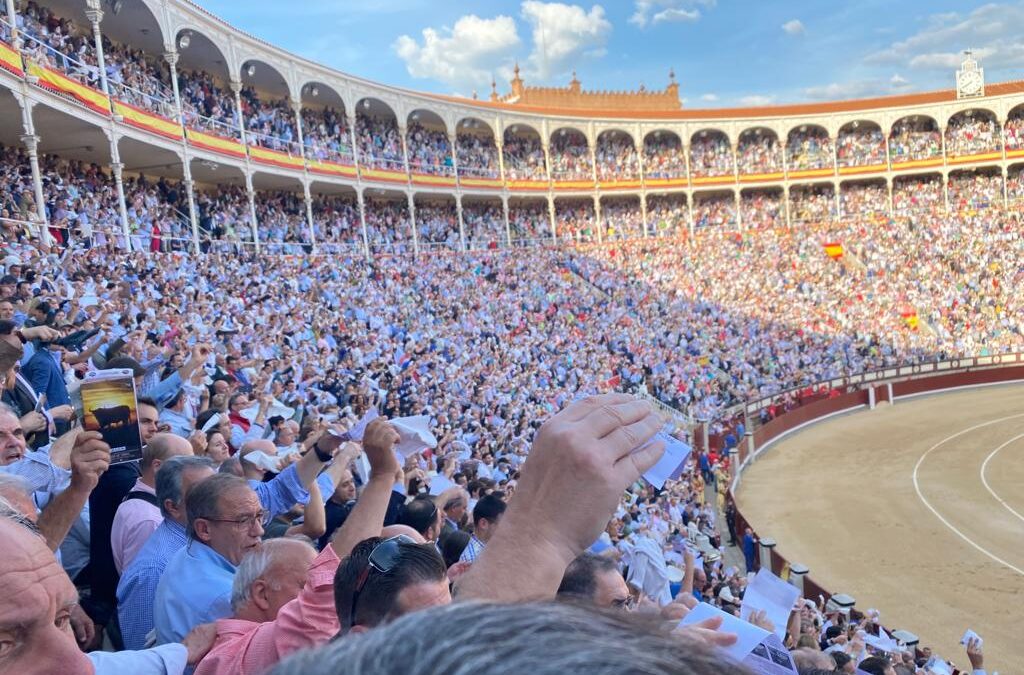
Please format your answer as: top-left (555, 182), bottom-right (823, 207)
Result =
top-left (347, 534), bottom-right (416, 630)
top-left (611, 595), bottom-right (638, 611)
top-left (203, 509), bottom-right (267, 530)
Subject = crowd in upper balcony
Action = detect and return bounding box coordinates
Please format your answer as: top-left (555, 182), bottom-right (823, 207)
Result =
top-left (948, 172), bottom-right (1003, 210)
top-left (240, 88), bottom-right (298, 152)
top-left (893, 175), bottom-right (943, 214)
top-left (363, 198), bottom-right (411, 253)
top-left (549, 131), bottom-right (593, 181)
top-left (786, 127), bottom-right (833, 171)
top-left (357, 115), bottom-right (404, 171)
top-left (456, 131), bottom-right (500, 179)
top-left (643, 134), bottom-right (687, 179)
top-left (736, 131), bottom-right (781, 174)
top-left (595, 135), bottom-right (639, 181)
top-left (836, 125), bottom-right (887, 167)
top-left (646, 194), bottom-right (688, 236)
top-left (503, 134), bottom-right (547, 181)
top-left (406, 123), bottom-right (453, 175)
top-left (509, 201), bottom-right (550, 244)
top-left (179, 70), bottom-right (238, 134)
top-left (841, 182), bottom-right (888, 218)
top-left (690, 133), bottom-right (733, 177)
top-left (945, 114), bottom-right (1001, 156)
top-left (791, 185), bottom-right (836, 223)
top-left (302, 107), bottom-right (352, 163)
top-left (555, 200), bottom-right (596, 243)
top-left (311, 193), bottom-right (360, 250)
top-left (889, 118), bottom-right (942, 161)
top-left (693, 194), bottom-right (735, 228)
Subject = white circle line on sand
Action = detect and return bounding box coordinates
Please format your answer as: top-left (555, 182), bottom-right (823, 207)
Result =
top-left (911, 412), bottom-right (1024, 577)
top-left (980, 432), bottom-right (1024, 525)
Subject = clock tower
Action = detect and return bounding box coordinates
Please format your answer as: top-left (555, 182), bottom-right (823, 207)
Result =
top-left (956, 50), bottom-right (984, 99)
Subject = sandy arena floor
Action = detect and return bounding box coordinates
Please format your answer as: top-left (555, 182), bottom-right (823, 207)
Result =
top-left (737, 384), bottom-right (1024, 668)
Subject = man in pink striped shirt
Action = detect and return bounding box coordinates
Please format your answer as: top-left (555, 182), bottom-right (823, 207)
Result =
top-left (194, 417), bottom-right (402, 675)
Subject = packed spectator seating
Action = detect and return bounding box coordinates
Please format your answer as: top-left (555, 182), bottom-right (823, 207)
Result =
top-left (643, 133), bottom-right (687, 179)
top-left (364, 196), bottom-right (412, 253)
top-left (693, 193), bottom-right (736, 228)
top-left (690, 131), bottom-right (733, 177)
top-left (302, 106), bottom-right (353, 164)
top-left (549, 130), bottom-right (593, 182)
top-left (16, 1), bottom-right (96, 85)
top-left (179, 69), bottom-right (240, 136)
top-left (791, 184), bottom-right (836, 223)
top-left (945, 113), bottom-right (1001, 156)
top-left (1009, 167), bottom-right (1024, 203)
top-left (311, 193), bottom-right (361, 251)
top-left (646, 194), bottom-right (688, 236)
top-left (600, 198), bottom-right (644, 240)
top-left (502, 133), bottom-right (548, 181)
top-left (948, 171), bottom-right (1004, 211)
top-left (462, 201), bottom-right (506, 249)
top-left (240, 88), bottom-right (299, 153)
top-left (740, 190), bottom-right (783, 229)
top-left (736, 130), bottom-right (781, 174)
top-left (555, 199), bottom-right (596, 243)
top-left (194, 185), bottom-right (255, 250)
top-left (1006, 109), bottom-right (1024, 150)
top-left (406, 122), bottom-right (453, 176)
top-left (893, 175), bottom-right (943, 214)
top-left (414, 202), bottom-right (461, 250)
top-left (836, 124), bottom-right (887, 167)
top-left (840, 182), bottom-right (888, 218)
top-left (456, 130), bottom-right (500, 179)
top-left (786, 126), bottom-right (833, 171)
top-left (595, 134), bottom-right (639, 181)
top-left (509, 201), bottom-right (551, 245)
top-left (253, 191), bottom-right (311, 252)
top-left (356, 115), bottom-right (405, 171)
top-left (889, 117), bottom-right (942, 161)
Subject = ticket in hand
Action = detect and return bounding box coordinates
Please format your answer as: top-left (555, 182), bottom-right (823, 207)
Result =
top-left (641, 429), bottom-right (692, 489)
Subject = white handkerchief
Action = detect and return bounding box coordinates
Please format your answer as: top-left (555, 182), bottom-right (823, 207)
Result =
top-left (642, 430), bottom-right (692, 489)
top-left (242, 450), bottom-right (282, 473)
top-left (740, 568), bottom-right (800, 641)
top-left (960, 629), bottom-right (982, 648)
top-left (391, 415), bottom-right (438, 457)
top-left (429, 473), bottom-right (454, 495)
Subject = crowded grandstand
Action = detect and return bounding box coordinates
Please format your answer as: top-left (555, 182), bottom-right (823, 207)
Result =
top-left (0, 1), bottom-right (1019, 674)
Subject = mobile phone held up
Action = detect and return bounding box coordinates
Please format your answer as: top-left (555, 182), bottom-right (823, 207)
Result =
top-left (73, 368), bottom-right (144, 465)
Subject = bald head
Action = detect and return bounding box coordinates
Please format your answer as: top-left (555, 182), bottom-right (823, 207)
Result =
top-left (142, 432), bottom-right (194, 477)
top-left (381, 524), bottom-right (427, 543)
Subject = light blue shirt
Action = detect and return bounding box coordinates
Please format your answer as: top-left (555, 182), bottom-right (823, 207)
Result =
top-left (117, 519), bottom-right (188, 651)
top-left (152, 539), bottom-right (236, 645)
top-left (158, 407), bottom-right (194, 438)
top-left (87, 644), bottom-right (187, 675)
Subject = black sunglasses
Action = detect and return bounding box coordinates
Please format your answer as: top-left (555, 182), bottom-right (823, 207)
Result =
top-left (347, 534), bottom-right (416, 630)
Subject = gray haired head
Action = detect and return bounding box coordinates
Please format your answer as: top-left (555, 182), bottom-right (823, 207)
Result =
top-left (155, 455), bottom-right (216, 520)
top-left (230, 538), bottom-right (314, 612)
top-left (0, 473), bottom-right (33, 505)
top-left (268, 601), bottom-right (746, 675)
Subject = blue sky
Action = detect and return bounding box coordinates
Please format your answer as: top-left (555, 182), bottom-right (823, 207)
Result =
top-left (199, 0), bottom-right (1024, 107)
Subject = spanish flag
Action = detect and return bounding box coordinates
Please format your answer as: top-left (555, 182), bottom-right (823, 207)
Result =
top-left (824, 242), bottom-right (844, 259)
top-left (901, 311), bottom-right (920, 330)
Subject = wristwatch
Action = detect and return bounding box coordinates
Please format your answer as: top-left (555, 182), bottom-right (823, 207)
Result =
top-left (14, 330), bottom-right (26, 344)
top-left (313, 440), bottom-right (333, 463)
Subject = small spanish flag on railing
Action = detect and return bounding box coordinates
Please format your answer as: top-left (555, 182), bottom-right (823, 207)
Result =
top-left (901, 311), bottom-right (920, 330)
top-left (824, 242), bottom-right (844, 259)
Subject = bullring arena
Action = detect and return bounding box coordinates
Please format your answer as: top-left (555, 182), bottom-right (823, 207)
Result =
top-left (2, 0), bottom-right (1024, 672)
top-left (736, 367), bottom-right (1024, 667)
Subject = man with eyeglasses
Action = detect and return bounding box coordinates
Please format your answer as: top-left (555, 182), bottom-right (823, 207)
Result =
top-left (193, 417), bottom-right (402, 675)
top-left (557, 552), bottom-right (635, 610)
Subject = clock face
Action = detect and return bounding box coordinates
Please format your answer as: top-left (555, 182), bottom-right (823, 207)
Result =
top-left (959, 70), bottom-right (983, 95)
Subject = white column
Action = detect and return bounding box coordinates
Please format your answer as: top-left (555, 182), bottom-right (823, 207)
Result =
top-left (348, 112), bottom-right (361, 171)
top-left (542, 141), bottom-right (553, 185)
top-left (942, 174), bottom-right (950, 213)
top-left (164, 50), bottom-right (183, 122)
top-left (887, 178), bottom-right (894, 217)
top-left (687, 192), bottom-right (695, 233)
top-left (182, 175), bottom-right (200, 253)
top-left (456, 196), bottom-right (466, 251)
top-left (244, 173), bottom-right (259, 253)
top-left (593, 194), bottom-right (602, 244)
top-left (640, 192), bottom-right (649, 237)
top-left (20, 134), bottom-right (47, 226)
top-left (547, 195), bottom-right (557, 244)
top-left (109, 159), bottom-right (130, 245)
top-left (5, 0), bottom-right (19, 44)
top-left (502, 195), bottom-right (511, 247)
top-left (496, 137), bottom-right (507, 183)
top-left (783, 186), bottom-right (792, 228)
top-left (231, 80), bottom-right (246, 144)
top-left (833, 181), bottom-right (841, 221)
top-left (448, 132), bottom-right (459, 185)
top-left (303, 182), bottom-right (316, 253)
top-left (357, 189), bottom-right (369, 258)
top-left (399, 125), bottom-right (411, 180)
top-left (84, 6), bottom-right (109, 98)
top-left (291, 99), bottom-right (306, 160)
top-left (407, 192), bottom-right (419, 255)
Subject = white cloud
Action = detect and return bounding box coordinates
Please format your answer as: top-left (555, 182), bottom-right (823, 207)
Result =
top-left (393, 14), bottom-right (521, 91)
top-left (866, 3), bottom-right (1024, 72)
top-left (521, 1), bottom-right (612, 80)
top-left (700, 93), bottom-right (719, 102)
top-left (802, 75), bottom-right (914, 101)
top-left (739, 94), bottom-right (775, 106)
top-left (781, 19), bottom-right (805, 36)
top-left (629, 0), bottom-right (715, 28)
